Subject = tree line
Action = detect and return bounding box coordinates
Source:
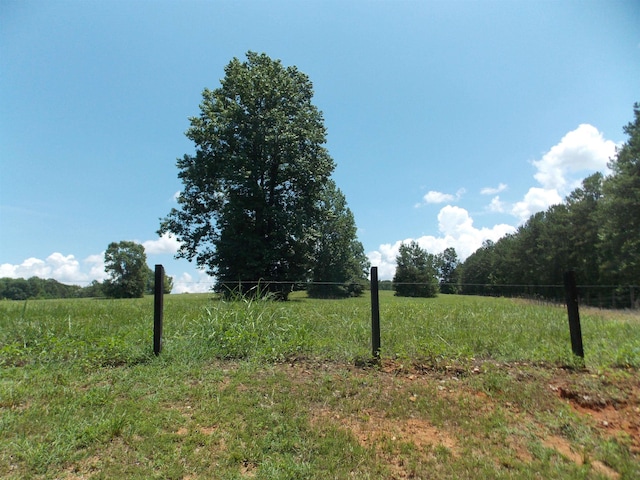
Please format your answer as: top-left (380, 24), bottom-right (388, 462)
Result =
top-left (457, 103), bottom-right (640, 308)
top-left (391, 103), bottom-right (639, 307)
top-left (0, 277), bottom-right (100, 300)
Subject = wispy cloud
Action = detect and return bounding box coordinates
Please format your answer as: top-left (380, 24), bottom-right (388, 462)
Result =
top-left (481, 183), bottom-right (507, 195)
top-left (424, 191), bottom-right (454, 204)
top-left (417, 188), bottom-right (466, 207)
top-left (487, 196), bottom-right (506, 213)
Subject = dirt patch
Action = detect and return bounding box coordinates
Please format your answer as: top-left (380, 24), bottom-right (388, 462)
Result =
top-left (279, 358), bottom-right (639, 477)
top-left (312, 407), bottom-right (458, 453)
top-left (311, 407), bottom-right (459, 479)
top-left (61, 455), bottom-right (102, 479)
top-left (549, 374), bottom-right (640, 454)
top-left (543, 435), bottom-right (620, 479)
top-left (175, 425), bottom-right (218, 437)
top-left (240, 459), bottom-right (257, 477)
top-left (199, 426), bottom-right (217, 435)
top-left (286, 358), bottom-right (460, 455)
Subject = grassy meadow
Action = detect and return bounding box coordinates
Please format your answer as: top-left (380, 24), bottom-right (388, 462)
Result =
top-left (1, 292), bottom-right (639, 479)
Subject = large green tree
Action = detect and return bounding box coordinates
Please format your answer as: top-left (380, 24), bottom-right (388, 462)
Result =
top-left (159, 52), bottom-right (335, 300)
top-left (103, 241), bottom-right (148, 298)
top-left (393, 241), bottom-right (439, 298)
top-left (307, 181), bottom-right (369, 298)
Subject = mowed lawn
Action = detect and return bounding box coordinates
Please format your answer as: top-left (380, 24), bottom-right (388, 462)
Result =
top-left (1, 292), bottom-right (639, 479)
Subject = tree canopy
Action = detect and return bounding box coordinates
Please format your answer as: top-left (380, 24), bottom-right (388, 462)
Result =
top-left (436, 247), bottom-right (460, 294)
top-left (599, 103), bottom-right (640, 288)
top-left (160, 52), bottom-right (363, 299)
top-left (393, 241), bottom-right (439, 298)
top-left (307, 181), bottom-right (369, 298)
top-left (103, 241), bottom-right (149, 299)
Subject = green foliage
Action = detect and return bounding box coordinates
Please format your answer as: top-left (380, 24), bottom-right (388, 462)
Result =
top-left (160, 51), bottom-right (350, 301)
top-left (436, 247), bottom-right (460, 294)
top-left (0, 277), bottom-right (82, 300)
top-left (600, 102), bottom-right (640, 288)
top-left (103, 241), bottom-right (148, 299)
top-left (459, 103), bottom-right (640, 308)
top-left (307, 181), bottom-right (370, 298)
top-left (393, 241), bottom-right (439, 298)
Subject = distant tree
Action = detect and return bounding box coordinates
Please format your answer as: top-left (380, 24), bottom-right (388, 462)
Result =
top-left (436, 247), bottom-right (460, 294)
top-left (393, 241), bottom-right (439, 298)
top-left (307, 181), bottom-right (369, 298)
top-left (0, 278), bottom-right (30, 300)
top-left (0, 277), bottom-right (81, 300)
top-left (103, 241), bottom-right (148, 298)
top-left (145, 266), bottom-right (174, 295)
top-left (81, 280), bottom-right (105, 298)
top-left (459, 240), bottom-right (498, 296)
top-left (159, 52), bottom-right (337, 300)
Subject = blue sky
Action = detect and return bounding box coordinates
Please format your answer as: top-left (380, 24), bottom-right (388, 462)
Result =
top-left (1, 0), bottom-right (639, 291)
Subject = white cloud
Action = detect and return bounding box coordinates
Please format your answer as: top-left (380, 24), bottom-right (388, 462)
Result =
top-left (481, 183), bottom-right (507, 195)
top-left (143, 233), bottom-right (181, 255)
top-left (4, 124), bottom-right (617, 291)
top-left (367, 205), bottom-right (516, 280)
top-left (172, 269), bottom-right (214, 294)
top-left (498, 124), bottom-right (616, 224)
top-left (532, 124), bottom-right (616, 192)
top-left (0, 253), bottom-right (107, 285)
top-left (0, 257), bottom-right (49, 279)
top-left (46, 253), bottom-right (83, 283)
top-left (422, 190), bottom-right (454, 204)
top-left (418, 188), bottom-right (465, 207)
top-left (511, 187), bottom-right (563, 223)
top-left (487, 196), bottom-right (506, 213)
top-left (85, 253), bottom-right (108, 282)
top-left (385, 124), bottom-right (615, 276)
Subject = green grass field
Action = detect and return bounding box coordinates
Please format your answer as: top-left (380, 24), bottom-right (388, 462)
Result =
top-left (1, 292), bottom-right (639, 479)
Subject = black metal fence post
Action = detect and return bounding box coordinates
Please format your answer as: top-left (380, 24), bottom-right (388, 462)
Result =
top-left (154, 264), bottom-right (164, 356)
top-left (563, 270), bottom-right (584, 359)
top-left (371, 266), bottom-right (381, 360)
